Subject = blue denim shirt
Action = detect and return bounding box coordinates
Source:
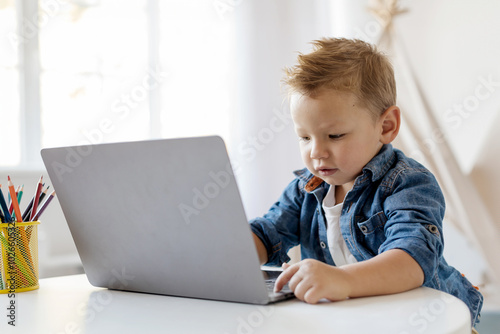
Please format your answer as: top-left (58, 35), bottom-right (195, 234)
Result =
top-left (250, 144), bottom-right (483, 327)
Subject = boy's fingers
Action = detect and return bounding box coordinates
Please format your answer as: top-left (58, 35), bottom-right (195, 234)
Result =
top-left (274, 263), bottom-right (299, 292)
top-left (303, 287), bottom-right (322, 304)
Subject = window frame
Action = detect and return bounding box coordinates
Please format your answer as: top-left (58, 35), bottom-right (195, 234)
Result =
top-left (14, 0), bottom-right (42, 170)
top-left (3, 0), bottom-right (162, 171)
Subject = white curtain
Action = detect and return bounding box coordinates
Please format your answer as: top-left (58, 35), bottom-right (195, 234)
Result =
top-left (368, 1), bottom-right (500, 286)
top-left (229, 0), bottom-right (335, 219)
top-left (393, 40), bottom-right (500, 285)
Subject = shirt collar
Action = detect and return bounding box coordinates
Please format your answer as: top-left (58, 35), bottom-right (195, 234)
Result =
top-left (361, 144), bottom-right (396, 182)
top-left (293, 168), bottom-right (327, 193)
top-left (293, 144), bottom-right (396, 192)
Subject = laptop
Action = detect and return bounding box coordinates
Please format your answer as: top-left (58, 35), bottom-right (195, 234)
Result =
top-left (41, 135), bottom-right (294, 304)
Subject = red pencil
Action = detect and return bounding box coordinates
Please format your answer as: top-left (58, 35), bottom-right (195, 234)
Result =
top-left (29, 176), bottom-right (43, 222)
top-left (7, 176), bottom-right (22, 222)
top-left (32, 190), bottom-right (56, 221)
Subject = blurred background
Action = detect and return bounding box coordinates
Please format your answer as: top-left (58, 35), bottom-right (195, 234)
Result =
top-left (1, 0), bottom-right (499, 323)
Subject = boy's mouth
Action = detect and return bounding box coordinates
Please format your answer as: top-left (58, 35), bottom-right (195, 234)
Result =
top-left (317, 168), bottom-right (338, 176)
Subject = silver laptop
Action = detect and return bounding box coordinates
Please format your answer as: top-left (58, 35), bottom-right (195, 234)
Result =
top-left (41, 136), bottom-right (293, 304)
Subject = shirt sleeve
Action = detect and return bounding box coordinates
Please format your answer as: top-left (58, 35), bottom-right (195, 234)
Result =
top-left (249, 177), bottom-right (304, 266)
top-left (378, 167), bottom-right (446, 286)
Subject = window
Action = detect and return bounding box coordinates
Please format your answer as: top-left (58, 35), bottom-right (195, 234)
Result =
top-left (0, 0), bottom-right (20, 166)
top-left (1, 0), bottom-right (235, 169)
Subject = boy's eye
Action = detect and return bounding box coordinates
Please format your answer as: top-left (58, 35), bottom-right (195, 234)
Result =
top-left (298, 136), bottom-right (310, 142)
top-left (329, 134), bottom-right (345, 140)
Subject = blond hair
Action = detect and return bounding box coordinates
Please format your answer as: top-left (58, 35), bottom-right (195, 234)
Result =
top-left (283, 38), bottom-right (396, 118)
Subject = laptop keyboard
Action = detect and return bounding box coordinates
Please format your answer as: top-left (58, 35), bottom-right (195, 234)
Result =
top-left (262, 269), bottom-right (294, 300)
top-left (264, 278), bottom-right (292, 294)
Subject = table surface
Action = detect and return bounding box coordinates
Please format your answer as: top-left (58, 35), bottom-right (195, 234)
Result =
top-left (1, 274), bottom-right (471, 334)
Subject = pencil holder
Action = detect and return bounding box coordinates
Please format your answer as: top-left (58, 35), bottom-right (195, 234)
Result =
top-left (0, 221), bottom-right (40, 293)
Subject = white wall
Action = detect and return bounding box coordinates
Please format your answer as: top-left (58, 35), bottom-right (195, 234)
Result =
top-left (394, 0), bottom-right (500, 174)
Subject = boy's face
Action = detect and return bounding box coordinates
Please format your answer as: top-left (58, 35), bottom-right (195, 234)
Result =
top-left (291, 89), bottom-right (385, 190)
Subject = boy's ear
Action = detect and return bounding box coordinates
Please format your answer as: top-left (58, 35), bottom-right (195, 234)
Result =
top-left (379, 106), bottom-right (401, 144)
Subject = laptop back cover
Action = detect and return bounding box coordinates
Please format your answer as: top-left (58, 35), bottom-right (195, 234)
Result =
top-left (41, 136), bottom-right (270, 304)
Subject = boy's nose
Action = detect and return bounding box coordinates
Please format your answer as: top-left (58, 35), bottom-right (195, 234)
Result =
top-left (310, 141), bottom-right (328, 160)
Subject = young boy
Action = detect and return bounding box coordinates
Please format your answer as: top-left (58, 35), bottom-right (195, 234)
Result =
top-left (249, 38), bottom-right (483, 330)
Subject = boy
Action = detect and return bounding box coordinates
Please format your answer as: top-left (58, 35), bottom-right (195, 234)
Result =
top-left (249, 38), bottom-right (483, 330)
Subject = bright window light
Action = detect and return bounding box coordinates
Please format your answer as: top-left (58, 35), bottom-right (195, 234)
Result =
top-left (1, 0), bottom-right (235, 168)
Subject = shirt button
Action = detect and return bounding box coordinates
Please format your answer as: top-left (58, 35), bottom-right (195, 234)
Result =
top-left (427, 225), bottom-right (439, 235)
top-left (320, 241), bottom-right (326, 249)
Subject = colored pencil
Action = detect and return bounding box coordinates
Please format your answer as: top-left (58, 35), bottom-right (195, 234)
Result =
top-left (22, 185), bottom-right (49, 222)
top-left (38, 185), bottom-right (49, 204)
top-left (7, 176), bottom-right (23, 222)
top-left (0, 198), bottom-right (5, 222)
top-left (8, 185), bottom-right (18, 215)
top-left (7, 191), bottom-right (11, 212)
top-left (32, 190), bottom-right (56, 221)
top-left (8, 185), bottom-right (23, 219)
top-left (25, 186), bottom-right (51, 241)
top-left (17, 184), bottom-right (24, 204)
top-left (29, 176), bottom-right (43, 222)
top-left (0, 185), bottom-right (12, 223)
top-left (21, 199), bottom-right (34, 222)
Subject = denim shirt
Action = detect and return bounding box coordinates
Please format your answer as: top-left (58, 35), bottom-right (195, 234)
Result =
top-left (250, 144), bottom-right (483, 327)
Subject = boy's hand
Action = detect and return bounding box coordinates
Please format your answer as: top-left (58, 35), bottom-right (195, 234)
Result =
top-left (274, 259), bottom-right (352, 303)
top-left (274, 250), bottom-right (424, 303)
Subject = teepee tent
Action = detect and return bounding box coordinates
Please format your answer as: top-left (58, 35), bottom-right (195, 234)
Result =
top-left (369, 0), bottom-right (500, 287)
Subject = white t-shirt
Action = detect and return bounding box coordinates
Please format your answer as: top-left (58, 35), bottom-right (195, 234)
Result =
top-left (322, 185), bottom-right (358, 266)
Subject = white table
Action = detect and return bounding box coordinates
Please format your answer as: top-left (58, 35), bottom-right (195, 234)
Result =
top-left (1, 274), bottom-right (471, 334)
